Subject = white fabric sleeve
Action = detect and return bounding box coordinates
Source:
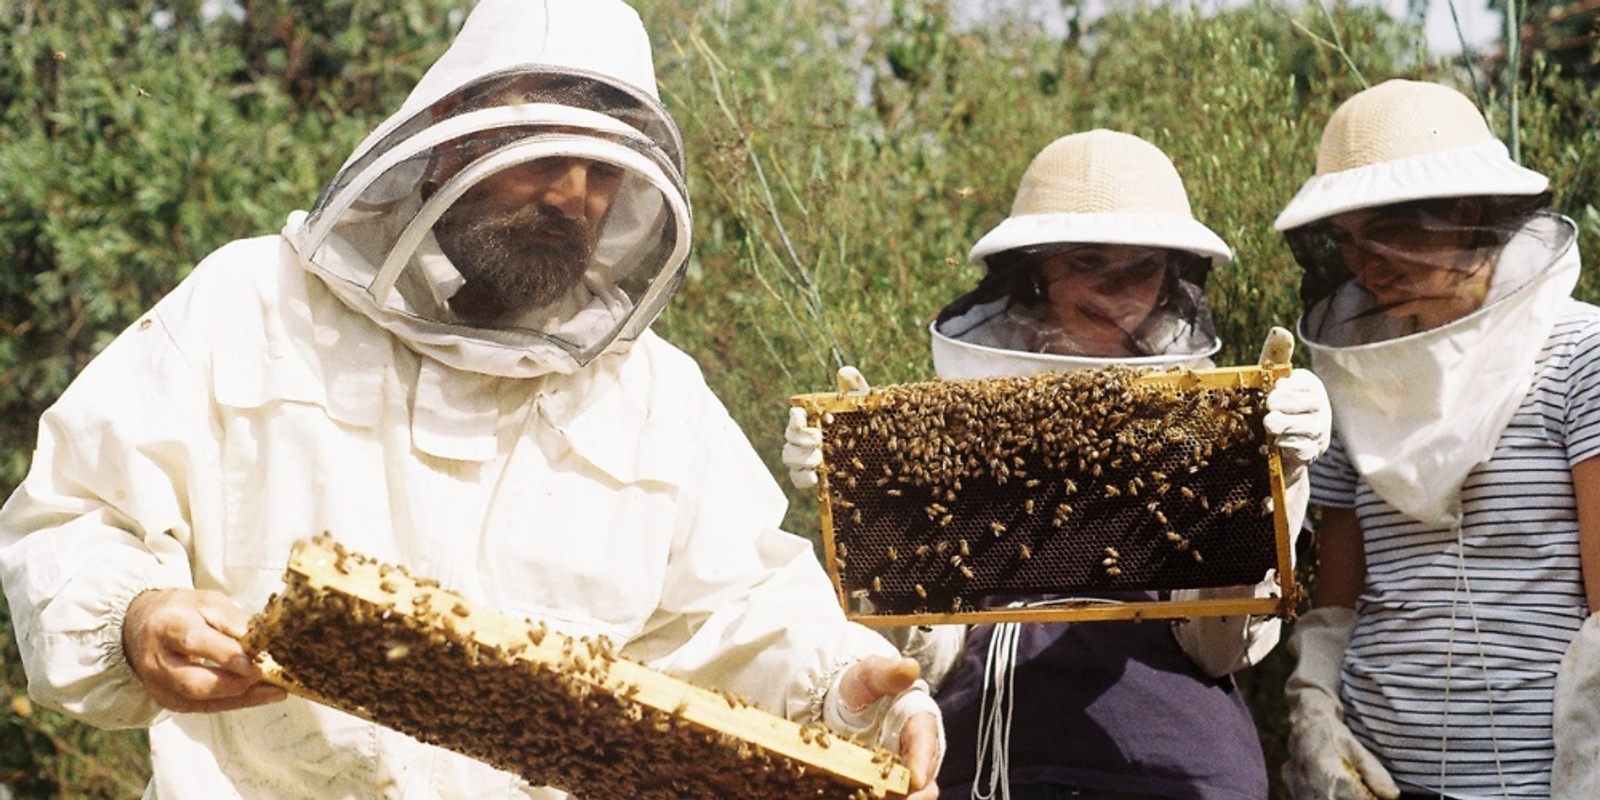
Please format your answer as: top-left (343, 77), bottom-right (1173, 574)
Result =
top-left (631, 378), bottom-right (907, 725)
top-left (1553, 611), bottom-right (1600, 799)
top-left (0, 306), bottom-right (207, 729)
top-left (1170, 463), bottom-right (1308, 677)
top-left (1284, 604), bottom-right (1354, 711)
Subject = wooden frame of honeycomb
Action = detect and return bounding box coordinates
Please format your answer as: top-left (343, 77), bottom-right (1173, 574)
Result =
top-left (791, 364), bottom-right (1296, 627)
top-left (243, 535), bottom-right (911, 800)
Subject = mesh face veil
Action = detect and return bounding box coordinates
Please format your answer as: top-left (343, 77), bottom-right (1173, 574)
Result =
top-left (1291, 197), bottom-right (1561, 346)
top-left (935, 244), bottom-right (1218, 360)
top-left (292, 66), bottom-right (691, 378)
top-left (1276, 80), bottom-right (1555, 347)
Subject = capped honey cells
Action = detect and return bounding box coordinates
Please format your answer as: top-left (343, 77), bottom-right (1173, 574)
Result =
top-left (797, 366), bottom-right (1284, 616)
top-left (243, 535), bottom-right (911, 800)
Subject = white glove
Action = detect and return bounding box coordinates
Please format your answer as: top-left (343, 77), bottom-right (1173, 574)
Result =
top-left (1553, 612), bottom-right (1600, 799)
top-left (783, 406), bottom-right (824, 489)
top-left (782, 367), bottom-right (870, 490)
top-left (1257, 325), bottom-right (1331, 472)
top-left (825, 662), bottom-right (946, 789)
top-left (1265, 369), bottom-right (1332, 470)
top-left (877, 624), bottom-right (968, 692)
top-left (1283, 606), bottom-right (1399, 800)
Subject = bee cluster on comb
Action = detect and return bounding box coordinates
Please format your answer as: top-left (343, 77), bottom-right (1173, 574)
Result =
top-left (242, 535), bottom-right (910, 800)
top-left (793, 365), bottom-right (1291, 622)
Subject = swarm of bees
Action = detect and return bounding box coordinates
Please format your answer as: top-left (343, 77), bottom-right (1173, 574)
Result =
top-left (801, 366), bottom-right (1283, 616)
top-left (242, 535), bottom-right (910, 800)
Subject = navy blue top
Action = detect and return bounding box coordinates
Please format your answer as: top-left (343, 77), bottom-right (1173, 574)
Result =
top-left (935, 596), bottom-right (1267, 800)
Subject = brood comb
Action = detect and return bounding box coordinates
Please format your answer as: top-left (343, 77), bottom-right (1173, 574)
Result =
top-left (242, 535), bottom-right (911, 799)
top-left (791, 364), bottom-right (1295, 626)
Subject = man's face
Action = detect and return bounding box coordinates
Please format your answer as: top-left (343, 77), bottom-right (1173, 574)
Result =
top-left (1037, 245), bottom-right (1170, 357)
top-left (432, 154), bottom-right (627, 326)
top-left (1328, 202), bottom-right (1492, 329)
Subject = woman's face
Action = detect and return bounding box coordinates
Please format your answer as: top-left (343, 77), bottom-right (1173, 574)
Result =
top-left (1328, 201), bottom-right (1493, 329)
top-left (1036, 245), bottom-right (1170, 357)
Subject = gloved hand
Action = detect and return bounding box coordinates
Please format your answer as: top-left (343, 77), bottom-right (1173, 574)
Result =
top-left (829, 655), bottom-right (944, 800)
top-left (1259, 327), bottom-right (1332, 471)
top-left (877, 624), bottom-right (968, 692)
top-left (1283, 606), bottom-right (1399, 800)
top-left (1553, 612), bottom-right (1600, 798)
top-left (782, 367), bottom-right (870, 489)
top-left (1170, 329), bottom-right (1320, 677)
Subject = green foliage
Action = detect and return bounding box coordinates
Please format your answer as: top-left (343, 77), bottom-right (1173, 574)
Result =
top-left (1487, 0), bottom-right (1600, 82)
top-left (1, 0), bottom-right (1597, 796)
top-left (0, 0), bottom-right (458, 493)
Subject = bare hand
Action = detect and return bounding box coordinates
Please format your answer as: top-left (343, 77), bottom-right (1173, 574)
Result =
top-left (122, 588), bottom-right (287, 713)
top-left (840, 655), bottom-right (941, 800)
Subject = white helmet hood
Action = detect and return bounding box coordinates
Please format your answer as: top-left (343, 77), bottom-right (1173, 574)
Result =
top-left (282, 0), bottom-right (691, 379)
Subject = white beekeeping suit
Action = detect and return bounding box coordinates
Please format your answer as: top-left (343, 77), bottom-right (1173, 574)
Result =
top-left (0, 1), bottom-right (918, 797)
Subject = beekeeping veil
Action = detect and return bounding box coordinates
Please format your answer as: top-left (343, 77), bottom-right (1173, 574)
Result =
top-left (282, 0), bottom-right (690, 380)
top-left (931, 130), bottom-right (1229, 380)
top-left (1276, 80), bottom-right (1572, 526)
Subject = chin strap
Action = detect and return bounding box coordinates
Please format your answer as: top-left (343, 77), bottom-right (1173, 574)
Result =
top-left (973, 622), bottom-right (1021, 800)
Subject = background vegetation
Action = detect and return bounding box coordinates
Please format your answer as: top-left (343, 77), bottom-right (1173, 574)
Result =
top-left (2, 0), bottom-right (1596, 796)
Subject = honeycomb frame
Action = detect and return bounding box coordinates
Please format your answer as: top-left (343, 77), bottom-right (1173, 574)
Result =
top-left (791, 365), bottom-right (1296, 627)
top-left (242, 536), bottom-right (912, 799)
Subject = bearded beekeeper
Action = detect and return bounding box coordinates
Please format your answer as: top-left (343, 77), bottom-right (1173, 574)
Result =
top-left (1276, 79), bottom-right (1600, 800)
top-left (0, 1), bottom-right (943, 796)
top-left (785, 129), bottom-right (1333, 799)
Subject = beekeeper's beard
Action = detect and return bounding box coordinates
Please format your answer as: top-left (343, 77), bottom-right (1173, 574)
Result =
top-left (434, 202), bottom-right (592, 326)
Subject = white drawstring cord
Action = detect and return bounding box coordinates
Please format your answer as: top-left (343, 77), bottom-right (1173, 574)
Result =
top-left (1442, 512), bottom-right (1509, 797)
top-left (972, 622), bottom-right (1020, 800)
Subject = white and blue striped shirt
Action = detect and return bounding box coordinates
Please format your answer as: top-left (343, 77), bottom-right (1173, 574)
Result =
top-left (1310, 299), bottom-right (1600, 799)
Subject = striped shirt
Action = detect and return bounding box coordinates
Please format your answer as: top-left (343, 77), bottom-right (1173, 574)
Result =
top-left (1310, 298), bottom-right (1600, 799)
